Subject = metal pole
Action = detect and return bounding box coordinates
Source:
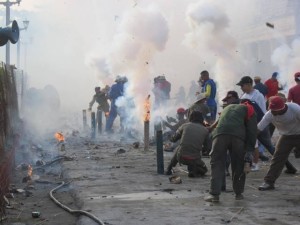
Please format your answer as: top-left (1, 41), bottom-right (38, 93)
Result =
top-left (17, 38), bottom-right (20, 67)
top-left (82, 110), bottom-right (87, 129)
top-left (97, 109), bottom-right (102, 134)
top-left (155, 122), bottom-right (164, 174)
top-left (91, 112), bottom-right (96, 139)
top-left (6, 1), bottom-right (10, 65)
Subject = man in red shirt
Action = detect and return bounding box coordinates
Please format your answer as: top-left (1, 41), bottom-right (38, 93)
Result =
top-left (264, 72), bottom-right (282, 99)
top-left (288, 72), bottom-right (300, 105)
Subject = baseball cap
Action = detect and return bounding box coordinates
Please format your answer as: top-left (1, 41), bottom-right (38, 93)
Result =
top-left (272, 72), bottom-right (278, 78)
top-left (194, 93), bottom-right (206, 104)
top-left (222, 91), bottom-right (239, 102)
top-left (253, 76), bottom-right (261, 80)
top-left (294, 72), bottom-right (300, 81)
top-left (236, 76), bottom-right (253, 86)
top-left (268, 96), bottom-right (285, 111)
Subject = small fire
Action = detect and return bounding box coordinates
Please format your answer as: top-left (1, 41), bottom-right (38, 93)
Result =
top-left (144, 95), bottom-right (151, 122)
top-left (27, 164), bottom-right (33, 178)
top-left (55, 132), bottom-right (65, 143)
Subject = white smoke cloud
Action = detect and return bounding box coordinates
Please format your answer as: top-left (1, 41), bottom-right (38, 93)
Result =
top-left (184, 1), bottom-right (243, 103)
top-left (271, 38), bottom-right (300, 91)
top-left (87, 5), bottom-right (169, 132)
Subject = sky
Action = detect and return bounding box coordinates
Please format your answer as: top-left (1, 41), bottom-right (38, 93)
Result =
top-left (0, 0), bottom-right (299, 122)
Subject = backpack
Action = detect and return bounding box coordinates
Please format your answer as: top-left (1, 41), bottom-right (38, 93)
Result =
top-left (241, 99), bottom-right (264, 123)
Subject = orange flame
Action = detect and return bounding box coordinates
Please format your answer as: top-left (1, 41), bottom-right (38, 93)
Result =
top-left (144, 95), bottom-right (151, 122)
top-left (27, 165), bottom-right (32, 177)
top-left (55, 132), bottom-right (65, 142)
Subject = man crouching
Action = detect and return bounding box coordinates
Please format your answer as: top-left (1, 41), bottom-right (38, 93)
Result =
top-left (165, 111), bottom-right (210, 177)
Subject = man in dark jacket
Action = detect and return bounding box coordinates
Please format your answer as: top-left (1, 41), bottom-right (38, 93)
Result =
top-left (106, 76), bottom-right (127, 133)
top-left (205, 101), bottom-right (257, 202)
top-left (253, 76), bottom-right (268, 97)
top-left (88, 86), bottom-right (110, 114)
top-left (165, 111), bottom-right (210, 177)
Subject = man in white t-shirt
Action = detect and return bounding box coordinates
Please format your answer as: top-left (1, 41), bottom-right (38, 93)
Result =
top-left (257, 96), bottom-right (300, 191)
top-left (237, 76), bottom-right (266, 171)
top-left (236, 76), bottom-right (266, 113)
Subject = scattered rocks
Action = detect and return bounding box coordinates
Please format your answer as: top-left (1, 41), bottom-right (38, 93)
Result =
top-left (116, 149), bottom-right (126, 154)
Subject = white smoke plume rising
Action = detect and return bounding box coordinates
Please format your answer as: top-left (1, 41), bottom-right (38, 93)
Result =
top-left (184, 1), bottom-right (243, 102)
top-left (87, 6), bottom-right (169, 132)
top-left (271, 38), bottom-right (300, 91)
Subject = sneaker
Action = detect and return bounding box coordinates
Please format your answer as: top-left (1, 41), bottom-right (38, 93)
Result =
top-left (164, 169), bottom-right (173, 175)
top-left (259, 154), bottom-right (269, 162)
top-left (284, 168), bottom-right (297, 174)
top-left (235, 194), bottom-right (244, 200)
top-left (204, 194), bottom-right (219, 202)
top-left (258, 182), bottom-right (275, 191)
top-left (251, 163), bottom-right (259, 172)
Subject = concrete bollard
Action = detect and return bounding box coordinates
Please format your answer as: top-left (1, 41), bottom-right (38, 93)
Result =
top-left (91, 112), bottom-right (96, 139)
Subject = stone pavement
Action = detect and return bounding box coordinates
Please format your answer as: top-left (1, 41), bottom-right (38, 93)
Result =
top-left (62, 133), bottom-right (300, 225)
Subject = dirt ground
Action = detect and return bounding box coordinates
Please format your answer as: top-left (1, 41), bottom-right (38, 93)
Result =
top-left (3, 127), bottom-right (300, 225)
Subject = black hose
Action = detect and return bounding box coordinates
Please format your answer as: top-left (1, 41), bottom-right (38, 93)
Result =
top-left (49, 181), bottom-right (105, 225)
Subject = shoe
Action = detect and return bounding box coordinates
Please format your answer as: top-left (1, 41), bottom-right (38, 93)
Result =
top-left (204, 194), bottom-right (219, 202)
top-left (235, 194), bottom-right (244, 200)
top-left (284, 168), bottom-right (297, 174)
top-left (259, 154), bottom-right (269, 162)
top-left (251, 163), bottom-right (259, 172)
top-left (258, 182), bottom-right (275, 191)
top-left (164, 169), bottom-right (173, 175)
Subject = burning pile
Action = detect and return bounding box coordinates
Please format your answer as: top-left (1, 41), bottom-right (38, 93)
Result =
top-left (144, 95), bottom-right (151, 151)
top-left (55, 132), bottom-right (65, 151)
top-left (22, 165), bottom-right (33, 183)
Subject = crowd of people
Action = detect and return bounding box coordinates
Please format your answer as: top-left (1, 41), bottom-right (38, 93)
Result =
top-left (162, 70), bottom-right (300, 203)
top-left (88, 70), bottom-right (300, 202)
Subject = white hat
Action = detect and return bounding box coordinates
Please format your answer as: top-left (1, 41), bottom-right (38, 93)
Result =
top-left (194, 93), bottom-right (206, 104)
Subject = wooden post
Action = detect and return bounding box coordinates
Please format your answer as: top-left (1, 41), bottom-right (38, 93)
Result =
top-left (144, 121), bottom-right (150, 151)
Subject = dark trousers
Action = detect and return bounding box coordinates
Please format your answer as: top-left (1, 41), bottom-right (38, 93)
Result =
top-left (168, 148), bottom-right (207, 175)
top-left (257, 126), bottom-right (296, 171)
top-left (264, 134), bottom-right (300, 184)
top-left (210, 135), bottom-right (246, 196)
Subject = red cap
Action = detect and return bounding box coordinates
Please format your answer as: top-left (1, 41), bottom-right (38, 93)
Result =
top-left (268, 96), bottom-right (285, 111)
top-left (294, 72), bottom-right (300, 80)
top-left (177, 108), bottom-right (186, 114)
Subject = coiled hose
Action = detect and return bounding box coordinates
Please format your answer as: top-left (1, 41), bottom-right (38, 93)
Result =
top-left (49, 181), bottom-right (105, 225)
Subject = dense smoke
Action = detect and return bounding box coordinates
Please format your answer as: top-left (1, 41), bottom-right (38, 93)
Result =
top-left (87, 6), bottom-right (169, 132)
top-left (271, 38), bottom-right (300, 91)
top-left (184, 1), bottom-right (243, 101)
top-left (2, 0), bottom-right (299, 139)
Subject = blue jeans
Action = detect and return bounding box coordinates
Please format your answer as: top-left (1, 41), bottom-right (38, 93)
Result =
top-left (208, 105), bottom-right (217, 121)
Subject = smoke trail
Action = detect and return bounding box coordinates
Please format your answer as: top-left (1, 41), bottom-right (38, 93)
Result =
top-left (271, 38), bottom-right (300, 91)
top-left (184, 1), bottom-right (243, 103)
top-left (87, 5), bottom-right (169, 133)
